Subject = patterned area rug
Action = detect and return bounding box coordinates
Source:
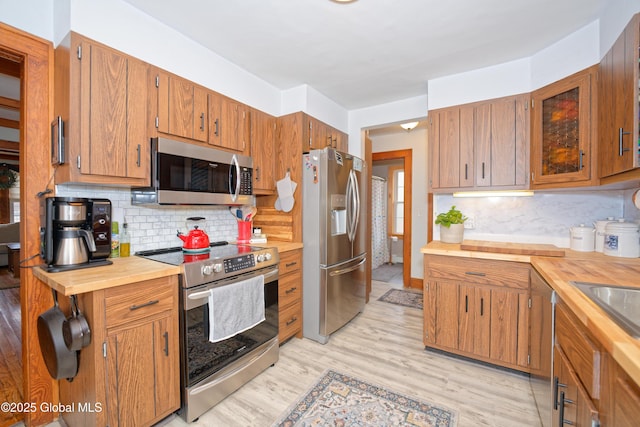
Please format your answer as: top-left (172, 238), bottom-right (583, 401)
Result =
top-left (378, 288), bottom-right (423, 310)
top-left (273, 370), bottom-right (456, 426)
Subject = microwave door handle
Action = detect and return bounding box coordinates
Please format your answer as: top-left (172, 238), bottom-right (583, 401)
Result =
top-left (229, 154), bottom-right (240, 202)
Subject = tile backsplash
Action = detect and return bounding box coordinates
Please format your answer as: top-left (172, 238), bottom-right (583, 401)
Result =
top-left (56, 184), bottom-right (240, 253)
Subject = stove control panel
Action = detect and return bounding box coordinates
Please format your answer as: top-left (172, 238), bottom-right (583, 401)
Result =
top-left (223, 254), bottom-right (255, 273)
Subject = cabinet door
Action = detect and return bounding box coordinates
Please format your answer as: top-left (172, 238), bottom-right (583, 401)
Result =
top-left (489, 289), bottom-right (520, 365)
top-left (309, 117), bottom-right (329, 150)
top-left (107, 322), bottom-right (156, 427)
top-left (106, 316), bottom-right (178, 427)
top-left (153, 316), bottom-right (179, 417)
top-left (609, 360), bottom-right (640, 427)
top-left (599, 15), bottom-right (640, 177)
top-left (251, 109), bottom-right (276, 193)
top-left (168, 77), bottom-right (195, 139)
top-left (531, 69), bottom-right (593, 186)
top-left (193, 86), bottom-right (208, 142)
top-left (79, 41), bottom-right (138, 180)
top-left (553, 346), bottom-right (599, 427)
top-left (209, 94), bottom-right (250, 154)
top-left (458, 285), bottom-right (490, 358)
top-left (476, 96), bottom-right (528, 188)
top-left (423, 281), bottom-right (458, 349)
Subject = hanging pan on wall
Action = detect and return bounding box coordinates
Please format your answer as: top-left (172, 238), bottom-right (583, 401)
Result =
top-left (37, 289), bottom-right (78, 381)
top-left (62, 294), bottom-right (91, 351)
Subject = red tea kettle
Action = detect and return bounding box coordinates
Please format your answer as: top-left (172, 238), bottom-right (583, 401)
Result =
top-left (177, 217), bottom-right (210, 251)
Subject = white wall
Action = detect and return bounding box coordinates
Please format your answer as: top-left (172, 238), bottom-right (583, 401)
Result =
top-left (370, 128), bottom-right (428, 280)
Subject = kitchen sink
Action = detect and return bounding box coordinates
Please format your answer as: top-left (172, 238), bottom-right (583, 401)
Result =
top-left (570, 281), bottom-right (640, 338)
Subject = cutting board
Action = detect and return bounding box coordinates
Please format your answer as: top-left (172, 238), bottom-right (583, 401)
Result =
top-left (460, 240), bottom-right (565, 257)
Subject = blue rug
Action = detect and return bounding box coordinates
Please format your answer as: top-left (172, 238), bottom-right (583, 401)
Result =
top-left (273, 370), bottom-right (456, 426)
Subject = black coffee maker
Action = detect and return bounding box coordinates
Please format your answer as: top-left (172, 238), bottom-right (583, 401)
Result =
top-left (40, 197), bottom-right (112, 272)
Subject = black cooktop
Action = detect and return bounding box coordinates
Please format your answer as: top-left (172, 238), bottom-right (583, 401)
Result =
top-left (136, 241), bottom-right (260, 266)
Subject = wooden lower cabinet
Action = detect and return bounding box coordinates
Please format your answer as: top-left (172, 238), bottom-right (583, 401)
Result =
top-left (278, 249), bottom-right (303, 343)
top-left (59, 276), bottom-right (180, 427)
top-left (607, 359), bottom-right (640, 426)
top-left (553, 300), bottom-right (601, 426)
top-left (423, 255), bottom-right (530, 371)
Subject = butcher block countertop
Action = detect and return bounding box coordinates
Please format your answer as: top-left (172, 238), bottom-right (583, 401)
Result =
top-left (422, 240), bottom-right (640, 387)
top-left (33, 256), bottom-right (182, 296)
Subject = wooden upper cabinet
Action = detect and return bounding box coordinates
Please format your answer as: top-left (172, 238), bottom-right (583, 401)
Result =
top-left (251, 108), bottom-right (277, 194)
top-left (531, 66), bottom-right (597, 188)
top-left (209, 92), bottom-right (250, 155)
top-left (429, 94), bottom-right (528, 191)
top-left (598, 14), bottom-right (640, 179)
top-left (54, 33), bottom-right (150, 186)
top-left (303, 115), bottom-right (348, 152)
top-left (154, 70), bottom-right (208, 142)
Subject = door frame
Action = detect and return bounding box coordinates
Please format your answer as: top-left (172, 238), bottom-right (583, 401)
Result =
top-left (371, 149), bottom-right (412, 288)
top-left (1, 23), bottom-right (56, 426)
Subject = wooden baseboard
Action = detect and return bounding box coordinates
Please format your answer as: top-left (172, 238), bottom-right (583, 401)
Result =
top-left (409, 277), bottom-right (422, 290)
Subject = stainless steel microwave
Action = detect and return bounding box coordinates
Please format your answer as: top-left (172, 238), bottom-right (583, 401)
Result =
top-left (131, 137), bottom-right (255, 206)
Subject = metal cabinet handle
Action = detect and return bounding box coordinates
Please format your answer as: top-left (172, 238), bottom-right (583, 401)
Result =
top-left (619, 127), bottom-right (631, 156)
top-left (163, 331), bottom-right (169, 356)
top-left (285, 261), bottom-right (298, 268)
top-left (465, 271), bottom-right (486, 277)
top-left (465, 295), bottom-right (468, 313)
top-left (129, 300), bottom-right (159, 311)
top-left (553, 376), bottom-right (565, 410)
top-left (480, 298), bottom-right (484, 316)
top-left (578, 149), bottom-right (584, 170)
top-left (214, 118), bottom-right (220, 136)
top-left (255, 167), bottom-right (261, 182)
top-left (285, 287), bottom-right (297, 294)
top-left (286, 316), bottom-right (298, 326)
top-left (482, 162), bottom-right (485, 179)
top-left (200, 113), bottom-right (205, 131)
top-left (136, 144), bottom-right (141, 167)
top-left (465, 163), bottom-right (468, 180)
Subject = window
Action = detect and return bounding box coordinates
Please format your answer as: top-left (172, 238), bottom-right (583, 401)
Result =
top-left (388, 166), bottom-right (404, 236)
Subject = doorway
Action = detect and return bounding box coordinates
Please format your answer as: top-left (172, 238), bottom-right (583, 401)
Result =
top-left (0, 54), bottom-right (22, 427)
top-left (371, 149), bottom-right (412, 288)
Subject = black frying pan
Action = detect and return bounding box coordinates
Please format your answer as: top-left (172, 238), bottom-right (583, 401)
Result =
top-left (37, 289), bottom-right (78, 380)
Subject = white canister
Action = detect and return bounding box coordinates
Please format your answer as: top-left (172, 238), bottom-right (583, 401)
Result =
top-left (604, 221), bottom-right (640, 258)
top-left (569, 224), bottom-right (595, 252)
top-left (594, 217), bottom-right (615, 252)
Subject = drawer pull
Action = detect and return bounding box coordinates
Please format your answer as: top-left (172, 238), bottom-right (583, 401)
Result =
top-left (285, 287), bottom-right (298, 294)
top-left (465, 271), bottom-right (486, 277)
top-left (286, 316), bottom-right (298, 326)
top-left (129, 300), bottom-right (159, 311)
top-left (285, 261), bottom-right (298, 268)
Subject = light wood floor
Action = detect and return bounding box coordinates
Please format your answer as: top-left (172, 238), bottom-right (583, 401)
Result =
top-left (0, 276), bottom-right (23, 427)
top-left (154, 280), bottom-right (542, 427)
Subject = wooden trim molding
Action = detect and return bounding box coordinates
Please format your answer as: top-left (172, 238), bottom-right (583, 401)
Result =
top-left (372, 149), bottom-right (412, 288)
top-left (0, 23), bottom-right (56, 427)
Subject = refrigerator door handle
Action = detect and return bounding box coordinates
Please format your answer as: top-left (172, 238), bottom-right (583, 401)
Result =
top-left (346, 170), bottom-right (354, 241)
top-left (329, 257), bottom-right (366, 277)
top-left (347, 170), bottom-right (358, 242)
top-left (353, 170), bottom-right (361, 239)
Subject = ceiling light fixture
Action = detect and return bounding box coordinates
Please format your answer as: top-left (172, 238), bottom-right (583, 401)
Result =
top-left (331, 0), bottom-right (358, 3)
top-left (400, 121), bottom-right (419, 131)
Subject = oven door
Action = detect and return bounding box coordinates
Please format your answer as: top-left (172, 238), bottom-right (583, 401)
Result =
top-left (181, 266), bottom-right (278, 388)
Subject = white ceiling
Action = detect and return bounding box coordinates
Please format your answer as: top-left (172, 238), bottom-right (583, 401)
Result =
top-left (122, 0), bottom-right (607, 110)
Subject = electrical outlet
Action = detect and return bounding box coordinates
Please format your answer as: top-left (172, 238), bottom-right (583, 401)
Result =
top-left (464, 213), bottom-right (475, 229)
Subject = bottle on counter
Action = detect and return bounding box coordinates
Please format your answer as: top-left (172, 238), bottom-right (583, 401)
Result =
top-left (120, 222), bottom-right (130, 257)
top-left (111, 221), bottom-right (120, 258)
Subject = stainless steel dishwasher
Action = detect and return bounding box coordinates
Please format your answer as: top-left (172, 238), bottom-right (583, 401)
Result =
top-left (529, 268), bottom-right (556, 427)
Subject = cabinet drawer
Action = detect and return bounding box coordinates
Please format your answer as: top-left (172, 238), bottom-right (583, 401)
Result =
top-left (105, 277), bottom-right (176, 329)
top-left (279, 301), bottom-right (302, 342)
top-left (279, 250), bottom-right (302, 275)
top-left (278, 269), bottom-right (302, 308)
top-left (425, 255), bottom-right (529, 289)
top-left (555, 302), bottom-right (601, 400)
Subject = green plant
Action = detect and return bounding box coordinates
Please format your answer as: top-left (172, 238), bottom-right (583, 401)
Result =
top-left (435, 205), bottom-right (467, 228)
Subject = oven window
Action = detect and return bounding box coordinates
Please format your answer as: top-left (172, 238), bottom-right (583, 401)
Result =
top-left (184, 280), bottom-right (278, 386)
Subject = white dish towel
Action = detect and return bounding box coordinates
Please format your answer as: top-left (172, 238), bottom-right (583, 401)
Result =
top-left (207, 275), bottom-right (265, 343)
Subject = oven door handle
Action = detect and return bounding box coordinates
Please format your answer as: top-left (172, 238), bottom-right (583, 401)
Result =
top-left (187, 268), bottom-right (279, 301)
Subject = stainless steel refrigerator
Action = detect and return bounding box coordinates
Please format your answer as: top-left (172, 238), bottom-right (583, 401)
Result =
top-left (302, 148), bottom-right (366, 344)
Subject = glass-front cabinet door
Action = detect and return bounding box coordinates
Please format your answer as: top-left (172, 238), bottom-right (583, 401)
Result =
top-left (531, 68), bottom-right (595, 187)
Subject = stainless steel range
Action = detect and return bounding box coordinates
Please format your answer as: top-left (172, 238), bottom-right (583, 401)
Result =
top-left (137, 242), bottom-right (279, 423)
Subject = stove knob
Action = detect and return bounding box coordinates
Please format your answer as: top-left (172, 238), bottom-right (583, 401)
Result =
top-left (212, 263), bottom-right (223, 273)
top-left (202, 264), bottom-right (214, 276)
top-left (264, 252), bottom-right (272, 261)
top-left (256, 254), bottom-right (265, 263)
